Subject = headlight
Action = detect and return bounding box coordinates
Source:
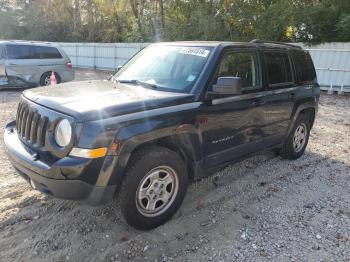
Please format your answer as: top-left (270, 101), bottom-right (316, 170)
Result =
top-left (54, 119), bottom-right (72, 147)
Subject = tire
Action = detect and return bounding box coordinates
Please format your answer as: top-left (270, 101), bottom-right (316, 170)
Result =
top-left (39, 72), bottom-right (61, 86)
top-left (119, 146), bottom-right (188, 230)
top-left (281, 114), bottom-right (311, 160)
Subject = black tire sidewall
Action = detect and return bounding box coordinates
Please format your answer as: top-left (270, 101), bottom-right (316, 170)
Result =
top-left (119, 147), bottom-right (188, 230)
top-left (284, 115), bottom-right (310, 159)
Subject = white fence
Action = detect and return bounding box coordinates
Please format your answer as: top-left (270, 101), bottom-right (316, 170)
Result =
top-left (58, 42), bottom-right (149, 70)
top-left (299, 42), bottom-right (350, 91)
top-left (58, 42), bottom-right (350, 90)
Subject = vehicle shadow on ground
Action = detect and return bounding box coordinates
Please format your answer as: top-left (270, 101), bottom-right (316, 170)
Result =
top-left (1, 148), bottom-right (349, 261)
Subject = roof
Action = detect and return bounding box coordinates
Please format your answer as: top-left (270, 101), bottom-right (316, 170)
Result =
top-left (0, 40), bottom-right (54, 46)
top-left (152, 40), bottom-right (303, 50)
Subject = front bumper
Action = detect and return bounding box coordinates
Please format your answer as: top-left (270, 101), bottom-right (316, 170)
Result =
top-left (4, 122), bottom-right (116, 205)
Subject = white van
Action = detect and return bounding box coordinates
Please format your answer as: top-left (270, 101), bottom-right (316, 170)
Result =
top-left (0, 41), bottom-right (74, 88)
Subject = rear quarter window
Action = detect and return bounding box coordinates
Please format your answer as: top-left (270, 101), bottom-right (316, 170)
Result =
top-left (6, 44), bottom-right (35, 59)
top-left (34, 46), bottom-right (63, 59)
top-left (293, 50), bottom-right (316, 83)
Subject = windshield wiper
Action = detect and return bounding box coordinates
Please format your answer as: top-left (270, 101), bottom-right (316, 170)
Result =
top-left (117, 79), bottom-right (160, 89)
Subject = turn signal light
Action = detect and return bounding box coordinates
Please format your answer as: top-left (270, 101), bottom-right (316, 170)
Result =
top-left (70, 147), bottom-right (107, 159)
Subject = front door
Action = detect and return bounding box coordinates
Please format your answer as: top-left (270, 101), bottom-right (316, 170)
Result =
top-left (200, 49), bottom-right (267, 168)
top-left (0, 45), bottom-right (8, 86)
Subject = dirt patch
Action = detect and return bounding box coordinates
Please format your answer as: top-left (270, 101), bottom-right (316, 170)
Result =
top-left (0, 71), bottom-right (349, 261)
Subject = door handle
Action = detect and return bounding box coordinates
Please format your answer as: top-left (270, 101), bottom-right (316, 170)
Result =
top-left (289, 92), bottom-right (296, 98)
top-left (252, 99), bottom-right (266, 106)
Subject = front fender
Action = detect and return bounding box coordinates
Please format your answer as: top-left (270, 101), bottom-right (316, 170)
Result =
top-left (107, 119), bottom-right (202, 185)
top-left (93, 102), bottom-right (203, 188)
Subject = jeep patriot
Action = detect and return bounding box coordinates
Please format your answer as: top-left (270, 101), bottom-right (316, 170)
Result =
top-left (4, 40), bottom-right (319, 229)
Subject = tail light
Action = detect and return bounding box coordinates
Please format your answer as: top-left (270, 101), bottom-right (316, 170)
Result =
top-left (66, 62), bottom-right (73, 70)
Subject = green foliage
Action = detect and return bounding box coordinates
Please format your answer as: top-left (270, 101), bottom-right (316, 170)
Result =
top-left (0, 0), bottom-right (349, 43)
top-left (337, 14), bottom-right (350, 40)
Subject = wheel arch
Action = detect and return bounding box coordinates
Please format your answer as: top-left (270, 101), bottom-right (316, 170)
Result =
top-left (104, 133), bottom-right (201, 199)
top-left (288, 99), bottom-right (317, 137)
top-left (123, 134), bottom-right (202, 181)
top-left (299, 107), bottom-right (316, 128)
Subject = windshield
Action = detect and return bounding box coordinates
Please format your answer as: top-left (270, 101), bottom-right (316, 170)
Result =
top-left (114, 45), bottom-right (212, 93)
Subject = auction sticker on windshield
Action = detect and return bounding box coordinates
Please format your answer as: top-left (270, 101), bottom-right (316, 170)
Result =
top-left (179, 47), bottom-right (210, 58)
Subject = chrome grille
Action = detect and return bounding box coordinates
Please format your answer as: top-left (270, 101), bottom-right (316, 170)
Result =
top-left (16, 100), bottom-right (48, 148)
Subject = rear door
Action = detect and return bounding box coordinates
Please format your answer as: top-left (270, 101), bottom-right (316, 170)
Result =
top-left (260, 50), bottom-right (296, 145)
top-left (0, 44), bottom-right (8, 85)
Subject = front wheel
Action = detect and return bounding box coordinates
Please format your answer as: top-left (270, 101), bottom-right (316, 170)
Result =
top-left (281, 115), bottom-right (311, 159)
top-left (119, 146), bottom-right (188, 230)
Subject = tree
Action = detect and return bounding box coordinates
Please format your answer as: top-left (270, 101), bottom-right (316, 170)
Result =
top-left (0, 0), bottom-right (349, 43)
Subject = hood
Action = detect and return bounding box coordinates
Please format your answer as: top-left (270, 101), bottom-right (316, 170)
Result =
top-left (23, 80), bottom-right (194, 122)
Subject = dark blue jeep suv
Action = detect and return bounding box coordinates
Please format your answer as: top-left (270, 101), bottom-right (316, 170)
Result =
top-left (4, 40), bottom-right (319, 229)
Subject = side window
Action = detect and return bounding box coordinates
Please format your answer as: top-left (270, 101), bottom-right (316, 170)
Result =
top-left (264, 52), bottom-right (293, 85)
top-left (293, 50), bottom-right (316, 83)
top-left (34, 46), bottom-right (63, 59)
top-left (216, 52), bottom-right (259, 91)
top-left (6, 45), bottom-right (35, 59)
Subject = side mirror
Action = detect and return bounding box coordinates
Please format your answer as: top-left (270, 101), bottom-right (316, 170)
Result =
top-left (116, 65), bottom-right (123, 72)
top-left (211, 77), bottom-right (242, 95)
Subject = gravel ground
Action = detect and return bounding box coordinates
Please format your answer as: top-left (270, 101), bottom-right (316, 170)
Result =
top-left (0, 70), bottom-right (349, 262)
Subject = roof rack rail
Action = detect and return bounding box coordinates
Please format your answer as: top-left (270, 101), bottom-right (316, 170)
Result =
top-left (7, 40), bottom-right (51, 45)
top-left (250, 39), bottom-right (302, 49)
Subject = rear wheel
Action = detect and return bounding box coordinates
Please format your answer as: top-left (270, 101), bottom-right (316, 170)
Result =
top-left (281, 115), bottom-right (310, 159)
top-left (119, 146), bottom-right (188, 230)
top-left (40, 72), bottom-right (60, 86)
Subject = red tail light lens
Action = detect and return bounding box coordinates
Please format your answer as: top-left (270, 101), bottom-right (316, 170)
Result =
top-left (66, 63), bottom-right (73, 70)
